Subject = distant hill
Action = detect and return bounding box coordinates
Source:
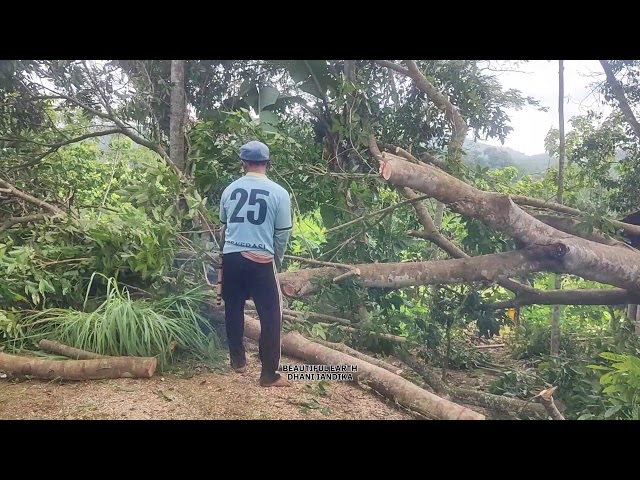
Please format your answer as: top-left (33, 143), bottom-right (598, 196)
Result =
top-left (462, 138), bottom-right (557, 178)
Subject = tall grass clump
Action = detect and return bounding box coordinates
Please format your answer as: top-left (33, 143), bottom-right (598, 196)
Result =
top-left (18, 274), bottom-right (224, 370)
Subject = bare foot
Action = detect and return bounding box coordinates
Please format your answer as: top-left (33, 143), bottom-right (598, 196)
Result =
top-left (232, 365), bottom-right (247, 373)
top-left (260, 374), bottom-right (290, 387)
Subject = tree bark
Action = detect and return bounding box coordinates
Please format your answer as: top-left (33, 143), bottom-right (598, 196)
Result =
top-left (511, 195), bottom-right (640, 237)
top-left (403, 187), bottom-right (535, 295)
top-left (452, 388), bottom-right (549, 418)
top-left (489, 288), bottom-right (639, 309)
top-left (170, 60), bottom-right (186, 172)
top-left (0, 352), bottom-right (157, 380)
top-left (600, 60), bottom-right (640, 140)
top-left (208, 309), bottom-right (484, 420)
top-left (315, 339), bottom-right (404, 375)
top-left (538, 386), bottom-right (565, 420)
top-left (551, 60), bottom-right (566, 358)
top-left (533, 214), bottom-right (631, 248)
top-left (278, 247), bottom-right (564, 298)
top-left (375, 151), bottom-right (640, 293)
top-left (38, 339), bottom-right (109, 360)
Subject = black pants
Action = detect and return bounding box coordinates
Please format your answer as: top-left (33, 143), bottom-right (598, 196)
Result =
top-left (221, 252), bottom-right (283, 382)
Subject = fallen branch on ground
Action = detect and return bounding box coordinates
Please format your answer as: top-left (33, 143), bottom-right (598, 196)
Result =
top-left (314, 339), bottom-right (404, 375)
top-left (394, 348), bottom-right (550, 418)
top-left (208, 308), bottom-right (484, 420)
top-left (246, 300), bottom-right (352, 325)
top-left (245, 307), bottom-right (407, 343)
top-left (38, 339), bottom-right (109, 360)
top-left (0, 352), bottom-right (157, 380)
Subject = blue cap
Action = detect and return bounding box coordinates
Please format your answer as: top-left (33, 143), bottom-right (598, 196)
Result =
top-left (239, 140), bottom-right (269, 162)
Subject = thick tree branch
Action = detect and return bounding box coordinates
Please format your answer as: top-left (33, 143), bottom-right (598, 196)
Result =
top-left (0, 214), bottom-right (59, 235)
top-left (371, 139), bottom-right (534, 295)
top-left (488, 288), bottom-right (639, 309)
top-left (600, 60), bottom-right (640, 140)
top-left (378, 142), bottom-right (432, 167)
top-left (374, 60), bottom-right (410, 76)
top-left (278, 246), bottom-right (566, 298)
top-left (512, 195), bottom-right (640, 237)
top-left (376, 60), bottom-right (469, 165)
top-left (49, 90), bottom-right (187, 183)
top-left (0, 179), bottom-right (64, 215)
top-left (7, 128), bottom-right (124, 171)
top-left (324, 193), bottom-right (431, 234)
top-left (533, 214), bottom-right (634, 249)
top-left (403, 60), bottom-right (469, 161)
top-left (375, 150), bottom-right (640, 293)
top-left (375, 140), bottom-right (640, 239)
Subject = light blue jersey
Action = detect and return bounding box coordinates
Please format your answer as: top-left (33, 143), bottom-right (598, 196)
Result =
top-left (220, 172), bottom-right (292, 268)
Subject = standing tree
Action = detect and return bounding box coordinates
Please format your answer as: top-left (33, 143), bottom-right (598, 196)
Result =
top-left (550, 60), bottom-right (566, 356)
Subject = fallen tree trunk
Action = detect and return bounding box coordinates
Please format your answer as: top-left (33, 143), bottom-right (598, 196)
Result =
top-left (0, 352), bottom-right (157, 380)
top-left (209, 309), bottom-right (483, 420)
top-left (38, 339), bottom-right (109, 360)
top-left (315, 339), bottom-right (404, 375)
top-left (375, 150), bottom-right (640, 293)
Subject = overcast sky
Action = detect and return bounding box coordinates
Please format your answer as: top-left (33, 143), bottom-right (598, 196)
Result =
top-left (475, 60), bottom-right (612, 156)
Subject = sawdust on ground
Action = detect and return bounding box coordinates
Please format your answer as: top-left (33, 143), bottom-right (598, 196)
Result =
top-left (0, 340), bottom-right (418, 420)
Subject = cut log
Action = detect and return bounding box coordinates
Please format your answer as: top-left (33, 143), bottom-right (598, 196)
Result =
top-left (233, 313), bottom-right (484, 420)
top-left (315, 339), bottom-right (404, 375)
top-left (0, 352), bottom-right (157, 380)
top-left (38, 339), bottom-right (109, 360)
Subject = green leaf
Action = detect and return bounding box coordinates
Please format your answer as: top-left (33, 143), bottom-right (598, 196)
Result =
top-left (238, 77), bottom-right (255, 97)
top-left (604, 404), bottom-right (622, 418)
top-left (243, 88), bottom-right (260, 113)
top-left (304, 60), bottom-right (329, 79)
top-left (258, 86), bottom-right (279, 112)
top-left (299, 78), bottom-right (324, 99)
top-left (259, 110), bottom-right (279, 126)
top-left (288, 61), bottom-right (310, 84)
top-left (319, 204), bottom-right (336, 228)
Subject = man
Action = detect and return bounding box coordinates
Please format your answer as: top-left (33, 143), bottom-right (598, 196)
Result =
top-left (218, 140), bottom-right (292, 387)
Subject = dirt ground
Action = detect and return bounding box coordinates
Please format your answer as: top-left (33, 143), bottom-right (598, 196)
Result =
top-left (0, 340), bottom-right (419, 420)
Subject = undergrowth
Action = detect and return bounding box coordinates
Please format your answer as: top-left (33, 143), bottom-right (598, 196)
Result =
top-left (490, 320), bottom-right (640, 420)
top-left (1, 273), bottom-right (225, 371)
